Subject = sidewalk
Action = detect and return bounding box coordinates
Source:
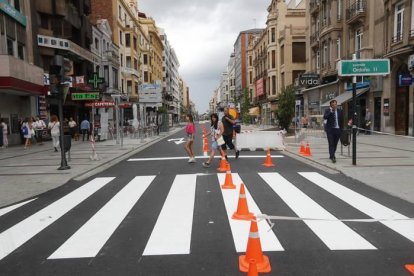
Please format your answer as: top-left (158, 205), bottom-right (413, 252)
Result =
top-left (284, 130), bottom-right (414, 204)
top-left (0, 127), bottom-right (182, 208)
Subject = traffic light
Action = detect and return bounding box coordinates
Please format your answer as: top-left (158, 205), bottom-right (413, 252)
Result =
top-left (49, 55), bottom-right (73, 94)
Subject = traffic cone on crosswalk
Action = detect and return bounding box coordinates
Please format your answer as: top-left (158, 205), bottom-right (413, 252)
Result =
top-left (239, 218), bottom-right (271, 273)
top-left (262, 149), bottom-right (275, 167)
top-left (203, 138), bottom-right (209, 153)
top-left (221, 163), bottom-right (236, 189)
top-left (217, 152), bottom-right (228, 172)
top-left (299, 142), bottom-right (306, 155)
top-left (302, 142), bottom-right (312, 157)
top-left (406, 264), bottom-right (414, 275)
top-left (232, 183), bottom-right (254, 220)
top-left (247, 259), bottom-right (259, 276)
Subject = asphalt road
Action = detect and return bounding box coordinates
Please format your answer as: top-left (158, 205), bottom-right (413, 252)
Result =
top-left (0, 125), bottom-right (413, 276)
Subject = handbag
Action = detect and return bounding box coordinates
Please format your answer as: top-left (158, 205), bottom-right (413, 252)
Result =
top-left (22, 126), bottom-right (28, 136)
top-left (216, 136), bottom-right (225, 146)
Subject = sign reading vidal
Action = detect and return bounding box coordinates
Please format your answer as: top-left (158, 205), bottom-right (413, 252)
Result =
top-left (299, 73), bottom-right (320, 87)
top-left (139, 83), bottom-right (162, 103)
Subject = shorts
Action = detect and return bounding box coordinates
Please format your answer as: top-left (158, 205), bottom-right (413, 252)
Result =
top-left (187, 134), bottom-right (194, 141)
top-left (211, 140), bottom-right (219, 149)
top-left (221, 134), bottom-right (235, 150)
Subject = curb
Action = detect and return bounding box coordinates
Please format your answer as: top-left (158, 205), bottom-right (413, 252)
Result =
top-left (72, 127), bottom-right (183, 181)
top-left (283, 148), bottom-right (340, 175)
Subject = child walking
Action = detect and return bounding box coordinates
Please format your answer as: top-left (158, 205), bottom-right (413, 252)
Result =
top-left (202, 113), bottom-right (224, 168)
top-left (184, 114), bottom-right (196, 163)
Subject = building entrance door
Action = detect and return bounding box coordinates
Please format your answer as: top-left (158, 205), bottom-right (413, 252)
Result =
top-left (395, 86), bottom-right (409, 135)
top-left (374, 97), bottom-right (381, 132)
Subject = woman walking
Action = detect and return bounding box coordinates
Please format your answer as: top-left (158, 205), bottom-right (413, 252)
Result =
top-left (184, 114), bottom-right (196, 163)
top-left (22, 118), bottom-right (32, 149)
top-left (1, 119), bottom-right (8, 148)
top-left (48, 115), bottom-right (60, 152)
top-left (202, 113), bottom-right (224, 168)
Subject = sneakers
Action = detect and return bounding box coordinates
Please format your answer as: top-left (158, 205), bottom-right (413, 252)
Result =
top-left (202, 162), bottom-right (211, 168)
top-left (188, 157), bottom-right (196, 163)
top-left (235, 150), bottom-right (240, 159)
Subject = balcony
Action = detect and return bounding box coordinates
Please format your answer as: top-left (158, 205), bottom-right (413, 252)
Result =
top-left (121, 67), bottom-right (139, 78)
top-left (392, 32), bottom-right (403, 43)
top-left (37, 35), bottom-right (98, 63)
top-left (102, 50), bottom-right (120, 67)
top-left (310, 31), bottom-right (320, 48)
top-left (0, 55), bottom-right (44, 93)
top-left (346, 0), bottom-right (366, 25)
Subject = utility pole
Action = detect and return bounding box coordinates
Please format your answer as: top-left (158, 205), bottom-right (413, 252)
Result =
top-left (352, 53), bottom-right (357, 165)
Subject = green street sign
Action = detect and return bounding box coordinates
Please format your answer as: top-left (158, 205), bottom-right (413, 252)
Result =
top-left (338, 59), bottom-right (390, 76)
top-left (71, 92), bottom-right (100, 101)
top-left (88, 73), bottom-right (105, 89)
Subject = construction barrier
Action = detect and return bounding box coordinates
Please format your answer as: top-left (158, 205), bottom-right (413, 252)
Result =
top-left (236, 131), bottom-right (285, 151)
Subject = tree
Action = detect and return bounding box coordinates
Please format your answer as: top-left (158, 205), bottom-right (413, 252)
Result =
top-left (276, 86), bottom-right (296, 130)
top-left (241, 88), bottom-right (251, 124)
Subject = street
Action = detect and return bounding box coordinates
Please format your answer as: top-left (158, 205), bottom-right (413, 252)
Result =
top-left (0, 125), bottom-right (414, 276)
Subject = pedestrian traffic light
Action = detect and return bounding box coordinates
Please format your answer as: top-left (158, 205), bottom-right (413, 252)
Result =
top-left (48, 55), bottom-right (73, 94)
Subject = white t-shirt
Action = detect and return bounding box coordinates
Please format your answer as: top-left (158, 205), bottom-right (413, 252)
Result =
top-left (69, 121), bottom-right (77, 128)
top-left (49, 121), bottom-right (60, 136)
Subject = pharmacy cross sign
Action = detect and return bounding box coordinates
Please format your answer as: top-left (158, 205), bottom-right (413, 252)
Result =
top-left (88, 73), bottom-right (105, 89)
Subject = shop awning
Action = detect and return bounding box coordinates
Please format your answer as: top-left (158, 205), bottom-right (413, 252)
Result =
top-left (321, 87), bottom-right (369, 107)
top-left (248, 107), bottom-right (260, 116)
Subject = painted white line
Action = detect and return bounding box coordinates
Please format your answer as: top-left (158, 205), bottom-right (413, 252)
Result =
top-left (143, 174), bottom-right (197, 255)
top-left (128, 155), bottom-right (284, 161)
top-left (259, 173), bottom-right (376, 250)
top-left (217, 173), bottom-right (284, 252)
top-left (0, 177), bottom-right (114, 261)
top-left (49, 176), bottom-right (155, 259)
top-left (300, 172), bottom-right (414, 243)
top-left (0, 198), bottom-right (37, 217)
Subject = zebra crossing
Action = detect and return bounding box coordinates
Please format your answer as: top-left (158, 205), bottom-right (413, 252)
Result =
top-left (0, 171), bottom-right (414, 263)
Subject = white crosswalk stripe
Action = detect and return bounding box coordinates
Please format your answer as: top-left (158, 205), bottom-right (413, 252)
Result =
top-left (49, 176), bottom-right (155, 259)
top-left (217, 173), bottom-right (284, 252)
top-left (143, 174), bottom-right (197, 256)
top-left (1, 172), bottom-right (414, 262)
top-left (0, 198), bottom-right (37, 217)
top-left (0, 177), bottom-right (115, 261)
top-left (259, 173), bottom-right (376, 250)
top-left (300, 172), bottom-right (414, 243)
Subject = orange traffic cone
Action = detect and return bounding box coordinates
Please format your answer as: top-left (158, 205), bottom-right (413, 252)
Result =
top-left (239, 218), bottom-right (271, 273)
top-left (303, 142), bottom-right (312, 157)
top-left (262, 149), bottom-right (275, 167)
top-left (203, 140), bottom-right (209, 153)
top-left (406, 264), bottom-right (414, 275)
top-left (221, 163), bottom-right (236, 189)
top-left (299, 142), bottom-right (306, 155)
top-left (217, 152), bottom-right (228, 172)
top-left (247, 259), bottom-right (258, 276)
top-left (232, 183), bottom-right (254, 220)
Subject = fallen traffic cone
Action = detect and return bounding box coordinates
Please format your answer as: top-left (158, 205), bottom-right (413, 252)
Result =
top-left (262, 149), bottom-right (275, 167)
top-left (221, 163), bottom-right (236, 189)
top-left (302, 142), bottom-right (312, 157)
top-left (406, 264), bottom-right (414, 275)
top-left (247, 259), bottom-right (258, 276)
top-left (299, 142), bottom-right (306, 155)
top-left (217, 152), bottom-right (228, 172)
top-left (232, 183), bottom-right (254, 220)
top-left (239, 218), bottom-right (271, 273)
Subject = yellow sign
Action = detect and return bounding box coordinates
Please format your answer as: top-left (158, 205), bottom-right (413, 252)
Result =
top-left (229, 108), bottom-right (238, 119)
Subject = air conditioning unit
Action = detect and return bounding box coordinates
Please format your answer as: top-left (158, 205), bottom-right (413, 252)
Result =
top-left (409, 55), bottom-right (414, 71)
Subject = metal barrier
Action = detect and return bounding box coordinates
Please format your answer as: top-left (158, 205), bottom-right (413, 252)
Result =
top-left (236, 131), bottom-right (285, 151)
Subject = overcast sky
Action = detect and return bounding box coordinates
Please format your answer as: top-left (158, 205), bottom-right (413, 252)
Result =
top-left (139, 0), bottom-right (270, 114)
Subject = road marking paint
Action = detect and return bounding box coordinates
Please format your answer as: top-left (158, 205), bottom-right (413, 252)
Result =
top-left (128, 155), bottom-right (284, 161)
top-left (217, 173), bottom-right (284, 252)
top-left (143, 174), bottom-right (197, 255)
top-left (0, 177), bottom-right (114, 261)
top-left (0, 198), bottom-right (37, 217)
top-left (259, 173), bottom-right (376, 250)
top-left (49, 176), bottom-right (155, 259)
top-left (300, 172), bottom-right (414, 243)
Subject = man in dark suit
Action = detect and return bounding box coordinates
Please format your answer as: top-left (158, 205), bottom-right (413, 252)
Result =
top-left (323, 99), bottom-right (344, 163)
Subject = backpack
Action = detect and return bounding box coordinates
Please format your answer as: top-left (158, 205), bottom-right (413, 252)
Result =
top-left (22, 126), bottom-right (29, 136)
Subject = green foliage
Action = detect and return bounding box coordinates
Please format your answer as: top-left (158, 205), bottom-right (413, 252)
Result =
top-left (276, 86), bottom-right (296, 130)
top-left (157, 106), bottom-right (168, 113)
top-left (241, 88), bottom-right (251, 124)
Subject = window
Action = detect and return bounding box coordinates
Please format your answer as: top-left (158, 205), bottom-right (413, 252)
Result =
top-left (323, 42), bottom-right (328, 66)
top-left (94, 38), bottom-right (99, 50)
top-left (119, 5), bottom-right (122, 20)
top-left (134, 58), bottom-right (138, 70)
top-left (281, 72), bottom-right (285, 89)
top-left (120, 54), bottom-right (123, 66)
top-left (272, 76), bottom-right (276, 95)
top-left (337, 37), bottom-right (341, 59)
top-left (104, 66), bottom-right (109, 85)
top-left (17, 42), bottom-right (24, 60)
top-left (143, 54), bottom-right (148, 65)
top-left (280, 45), bottom-right (284, 65)
top-left (271, 50), bottom-right (276, 68)
top-left (337, 0), bottom-right (341, 20)
top-left (271, 28), bottom-right (275, 43)
top-left (119, 31), bottom-right (123, 45)
top-left (133, 36), bottom-right (137, 50)
top-left (125, 33), bottom-right (130, 47)
top-left (249, 71), bottom-right (253, 84)
top-left (135, 81), bottom-right (139, 95)
top-left (126, 56), bottom-right (131, 68)
top-left (355, 28), bottom-right (363, 57)
top-left (316, 50), bottom-right (320, 70)
top-left (394, 2), bottom-right (404, 42)
top-left (7, 37), bottom-right (14, 56)
top-left (249, 55), bottom-right (252, 66)
top-left (14, 0), bottom-right (21, 12)
top-left (113, 68), bottom-right (118, 88)
top-left (127, 80), bottom-right (132, 94)
top-left (144, 71), bottom-right (149, 82)
top-left (292, 42), bottom-right (306, 63)
top-left (40, 14), bottom-right (48, 29)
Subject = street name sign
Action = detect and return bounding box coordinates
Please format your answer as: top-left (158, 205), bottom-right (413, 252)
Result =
top-left (338, 59), bottom-right (390, 76)
top-left (71, 92), bottom-right (100, 101)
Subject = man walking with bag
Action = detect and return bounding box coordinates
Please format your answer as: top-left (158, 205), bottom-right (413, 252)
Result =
top-left (323, 100), bottom-right (344, 163)
top-left (221, 107), bottom-right (240, 160)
